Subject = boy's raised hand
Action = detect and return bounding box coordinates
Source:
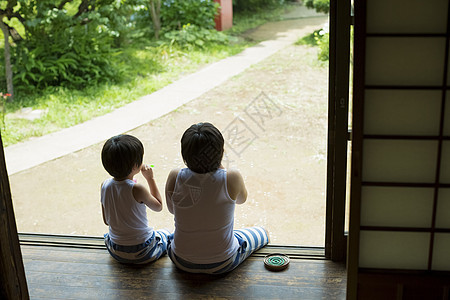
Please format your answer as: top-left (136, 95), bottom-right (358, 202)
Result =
top-left (140, 164), bottom-right (154, 180)
top-left (133, 163), bottom-right (163, 211)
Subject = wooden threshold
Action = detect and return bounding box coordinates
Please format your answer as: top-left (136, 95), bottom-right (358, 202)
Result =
top-left (20, 234), bottom-right (346, 299)
top-left (19, 233), bottom-right (326, 259)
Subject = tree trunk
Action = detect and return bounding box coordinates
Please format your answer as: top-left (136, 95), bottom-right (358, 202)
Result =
top-left (0, 16), bottom-right (14, 101)
top-left (149, 0), bottom-right (161, 40)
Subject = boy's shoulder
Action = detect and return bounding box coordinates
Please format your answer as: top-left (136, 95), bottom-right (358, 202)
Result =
top-left (101, 178), bottom-right (113, 188)
top-left (226, 168), bottom-right (245, 183)
top-left (169, 168), bottom-right (182, 178)
top-left (226, 168), bottom-right (241, 177)
top-left (102, 178), bottom-right (134, 189)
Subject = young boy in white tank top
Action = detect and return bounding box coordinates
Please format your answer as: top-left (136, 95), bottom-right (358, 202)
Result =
top-left (165, 122), bottom-right (269, 274)
top-left (101, 134), bottom-right (169, 264)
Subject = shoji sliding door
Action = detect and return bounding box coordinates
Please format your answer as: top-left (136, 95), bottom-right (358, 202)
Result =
top-left (348, 0), bottom-right (450, 298)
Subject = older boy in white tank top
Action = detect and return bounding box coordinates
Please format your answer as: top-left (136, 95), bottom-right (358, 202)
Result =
top-left (165, 122), bottom-right (269, 274)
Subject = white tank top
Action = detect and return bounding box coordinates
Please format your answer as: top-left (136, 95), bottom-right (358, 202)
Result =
top-left (171, 168), bottom-right (239, 264)
top-left (101, 178), bottom-right (153, 246)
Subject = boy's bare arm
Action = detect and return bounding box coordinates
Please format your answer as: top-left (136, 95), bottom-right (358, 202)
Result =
top-left (100, 182), bottom-right (108, 225)
top-left (133, 164), bottom-right (163, 212)
top-left (165, 168), bottom-right (179, 214)
top-left (227, 169), bottom-right (248, 204)
top-left (101, 204), bottom-right (108, 225)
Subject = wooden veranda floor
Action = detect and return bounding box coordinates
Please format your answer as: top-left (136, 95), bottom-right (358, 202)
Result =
top-left (20, 234), bottom-right (347, 299)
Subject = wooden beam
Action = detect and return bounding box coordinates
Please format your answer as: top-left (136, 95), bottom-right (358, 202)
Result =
top-left (0, 131), bottom-right (28, 299)
top-left (326, 0), bottom-right (351, 262)
top-left (347, 0), bottom-right (366, 298)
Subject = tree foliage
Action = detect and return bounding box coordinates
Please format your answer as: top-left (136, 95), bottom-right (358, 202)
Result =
top-left (0, 0), bottom-right (227, 93)
top-left (0, 1), bottom-right (129, 91)
top-left (16, 1), bottom-right (122, 90)
top-left (303, 0), bottom-right (329, 14)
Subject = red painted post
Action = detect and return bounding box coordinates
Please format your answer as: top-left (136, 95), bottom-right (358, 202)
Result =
top-left (214, 0), bottom-right (233, 31)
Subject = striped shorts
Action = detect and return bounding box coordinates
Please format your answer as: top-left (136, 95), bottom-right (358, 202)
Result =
top-left (104, 229), bottom-right (170, 264)
top-left (168, 226), bottom-right (269, 274)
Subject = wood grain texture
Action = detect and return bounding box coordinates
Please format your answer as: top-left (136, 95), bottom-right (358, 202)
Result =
top-left (22, 245), bottom-right (346, 299)
top-left (0, 133), bottom-right (28, 299)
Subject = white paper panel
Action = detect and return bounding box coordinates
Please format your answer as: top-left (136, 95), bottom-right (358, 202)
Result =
top-left (366, 0), bottom-right (448, 34)
top-left (432, 233), bottom-right (450, 271)
top-left (362, 140), bottom-right (438, 182)
top-left (436, 189), bottom-right (450, 228)
top-left (440, 141), bottom-right (450, 183)
top-left (364, 90), bottom-right (441, 135)
top-left (359, 231), bottom-right (429, 269)
top-left (361, 187), bottom-right (434, 227)
top-left (444, 94), bottom-right (450, 135)
top-left (365, 37), bottom-right (445, 86)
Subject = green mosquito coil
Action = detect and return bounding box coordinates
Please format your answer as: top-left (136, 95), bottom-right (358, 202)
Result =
top-left (264, 253), bottom-right (290, 271)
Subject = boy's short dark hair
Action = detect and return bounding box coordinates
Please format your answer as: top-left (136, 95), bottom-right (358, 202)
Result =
top-left (181, 122), bottom-right (224, 174)
top-left (101, 134), bottom-right (144, 179)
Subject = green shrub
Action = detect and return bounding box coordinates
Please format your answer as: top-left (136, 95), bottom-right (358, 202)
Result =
top-left (303, 0), bottom-right (330, 14)
top-left (13, 19), bottom-right (119, 91)
top-left (316, 32), bottom-right (329, 61)
top-left (9, 1), bottom-right (132, 92)
top-left (295, 29), bottom-right (321, 46)
top-left (102, 2), bottom-right (151, 47)
top-left (233, 0), bottom-right (285, 13)
top-left (160, 0), bottom-right (219, 31)
top-left (296, 29), bottom-right (329, 61)
top-left (163, 23), bottom-right (234, 49)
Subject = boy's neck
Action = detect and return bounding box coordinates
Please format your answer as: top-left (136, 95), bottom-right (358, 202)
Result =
top-left (113, 174), bottom-right (134, 181)
top-left (113, 165), bottom-right (139, 181)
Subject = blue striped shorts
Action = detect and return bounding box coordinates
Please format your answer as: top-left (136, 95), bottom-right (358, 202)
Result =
top-left (104, 229), bottom-right (170, 264)
top-left (168, 226), bottom-right (269, 274)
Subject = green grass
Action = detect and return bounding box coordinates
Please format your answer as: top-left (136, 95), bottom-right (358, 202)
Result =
top-left (295, 29), bottom-right (321, 46)
top-left (295, 29), bottom-right (329, 63)
top-left (0, 4), bottom-right (293, 147)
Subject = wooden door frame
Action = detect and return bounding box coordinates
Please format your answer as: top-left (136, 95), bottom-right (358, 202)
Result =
top-left (0, 130), bottom-right (29, 299)
top-left (325, 0), bottom-right (352, 262)
top-left (0, 5), bottom-right (353, 296)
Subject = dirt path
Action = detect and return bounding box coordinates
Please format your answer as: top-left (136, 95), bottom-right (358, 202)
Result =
top-left (9, 15), bottom-right (328, 246)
